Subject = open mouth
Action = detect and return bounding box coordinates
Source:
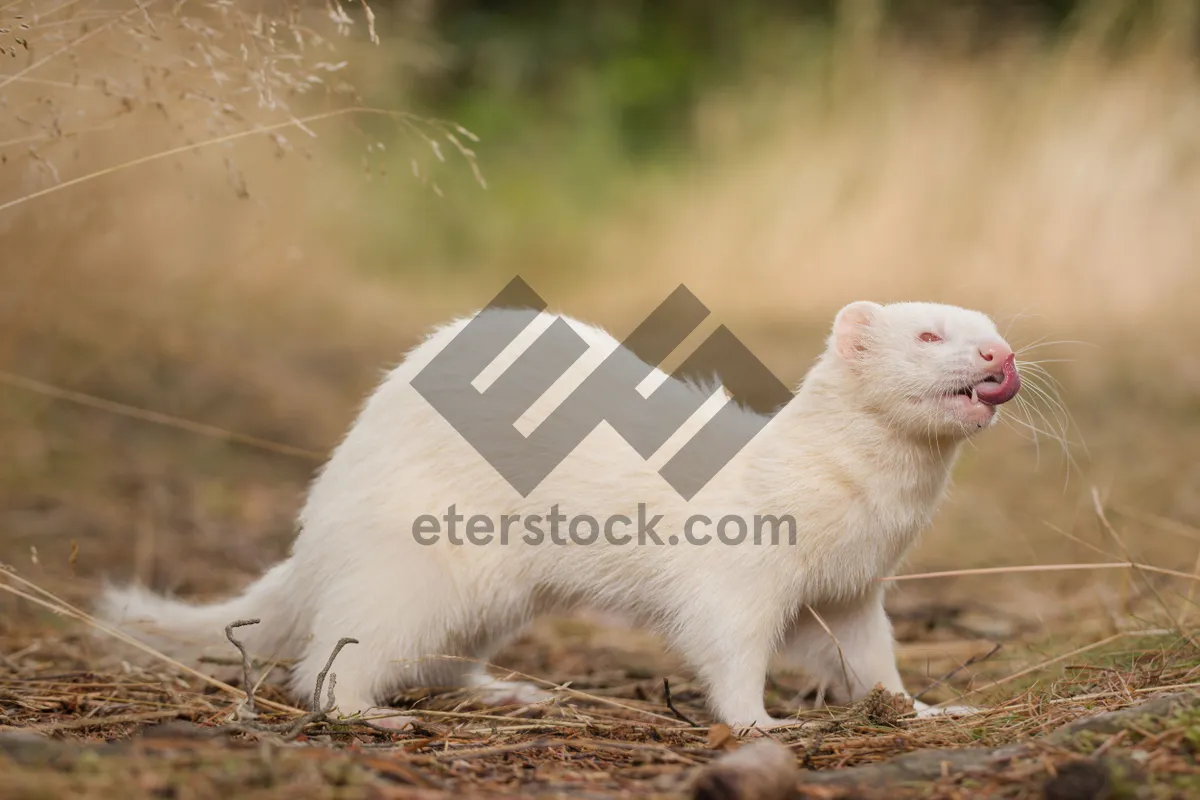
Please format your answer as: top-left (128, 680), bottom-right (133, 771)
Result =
top-left (947, 354), bottom-right (1021, 407)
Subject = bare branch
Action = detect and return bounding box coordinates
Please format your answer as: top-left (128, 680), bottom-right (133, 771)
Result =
top-left (313, 636), bottom-right (358, 714)
top-left (223, 618), bottom-right (262, 718)
top-left (217, 622), bottom-right (361, 741)
top-left (663, 678), bottom-right (699, 728)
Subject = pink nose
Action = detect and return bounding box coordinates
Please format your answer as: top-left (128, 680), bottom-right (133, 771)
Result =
top-left (978, 342), bottom-right (1013, 365)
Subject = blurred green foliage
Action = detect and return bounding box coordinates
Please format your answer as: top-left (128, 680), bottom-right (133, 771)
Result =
top-left (344, 0), bottom-right (1191, 280)
top-left (408, 0), bottom-right (1096, 156)
top-left (416, 1), bottom-right (827, 159)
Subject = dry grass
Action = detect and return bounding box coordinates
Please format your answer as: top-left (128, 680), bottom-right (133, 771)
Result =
top-left (4, 572), bottom-right (1200, 797)
top-left (3, 1), bottom-right (1200, 797)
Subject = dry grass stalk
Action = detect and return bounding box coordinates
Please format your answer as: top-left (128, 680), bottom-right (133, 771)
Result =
top-left (1091, 486), bottom-right (1199, 651)
top-left (805, 604), bottom-right (856, 704)
top-left (0, 369), bottom-right (326, 461)
top-left (0, 564), bottom-right (305, 715)
top-left (882, 561), bottom-right (1200, 584)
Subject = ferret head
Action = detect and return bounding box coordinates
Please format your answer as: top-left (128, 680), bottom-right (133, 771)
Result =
top-left (828, 300), bottom-right (1021, 439)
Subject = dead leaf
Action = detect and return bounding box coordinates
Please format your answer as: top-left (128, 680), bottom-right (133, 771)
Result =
top-left (706, 723), bottom-right (739, 751)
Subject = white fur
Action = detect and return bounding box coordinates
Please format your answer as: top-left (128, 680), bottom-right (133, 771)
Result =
top-left (97, 300), bottom-right (1017, 728)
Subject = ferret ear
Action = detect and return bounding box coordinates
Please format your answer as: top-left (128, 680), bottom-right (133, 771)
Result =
top-left (832, 301), bottom-right (882, 360)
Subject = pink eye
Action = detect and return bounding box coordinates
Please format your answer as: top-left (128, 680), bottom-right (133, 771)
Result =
top-left (919, 332), bottom-right (943, 343)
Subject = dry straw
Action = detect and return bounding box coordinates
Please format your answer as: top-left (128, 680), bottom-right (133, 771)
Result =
top-left (0, 0), bottom-right (482, 216)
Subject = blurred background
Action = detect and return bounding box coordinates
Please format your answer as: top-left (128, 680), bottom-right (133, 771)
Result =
top-left (2, 0), bottom-right (1200, 687)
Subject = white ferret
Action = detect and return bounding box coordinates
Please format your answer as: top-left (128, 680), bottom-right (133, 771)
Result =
top-left (98, 299), bottom-right (1023, 729)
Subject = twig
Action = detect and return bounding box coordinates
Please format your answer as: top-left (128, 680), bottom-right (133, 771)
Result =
top-left (663, 678), bottom-right (699, 728)
top-left (253, 638), bottom-right (360, 738)
top-left (224, 618), bottom-right (261, 717)
top-left (913, 643), bottom-right (1002, 701)
top-left (213, 629), bottom-right (362, 741)
top-left (313, 637), bottom-right (357, 716)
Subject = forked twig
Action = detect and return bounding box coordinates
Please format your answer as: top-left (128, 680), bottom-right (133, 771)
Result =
top-left (224, 618), bottom-right (262, 717)
top-left (313, 637), bottom-right (358, 717)
top-left (218, 623), bottom-right (360, 741)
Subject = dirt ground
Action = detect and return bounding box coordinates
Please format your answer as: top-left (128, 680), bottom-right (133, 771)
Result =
top-left (5, 2), bottom-right (1200, 798)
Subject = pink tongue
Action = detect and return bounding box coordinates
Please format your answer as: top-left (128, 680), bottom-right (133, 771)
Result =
top-left (976, 354), bottom-right (1021, 406)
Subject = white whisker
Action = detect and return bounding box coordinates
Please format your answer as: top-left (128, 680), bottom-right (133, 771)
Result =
top-left (1016, 339), bottom-right (1099, 354)
top-left (1016, 358), bottom-right (1078, 365)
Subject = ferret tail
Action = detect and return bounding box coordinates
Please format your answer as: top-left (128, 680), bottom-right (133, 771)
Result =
top-left (95, 559), bottom-right (308, 664)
